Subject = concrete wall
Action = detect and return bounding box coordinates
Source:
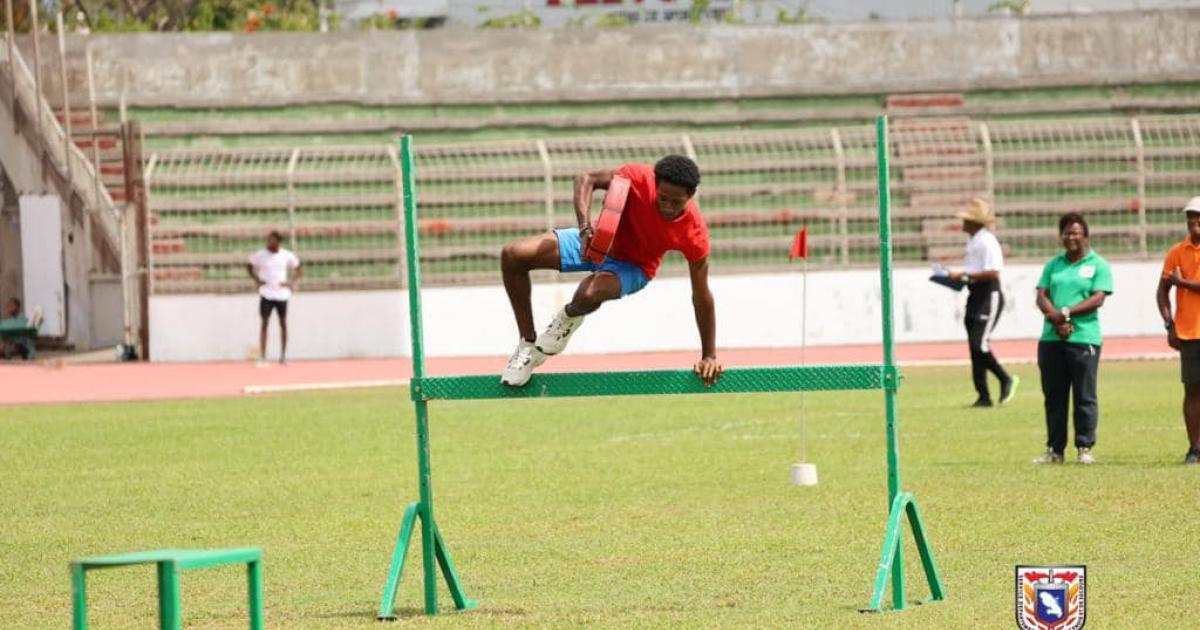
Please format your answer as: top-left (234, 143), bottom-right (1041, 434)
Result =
top-left (149, 261), bottom-right (1167, 362)
top-left (89, 275), bottom-right (124, 348)
top-left (448, 0), bottom-right (1199, 27)
top-left (0, 168), bottom-right (23, 305)
top-left (150, 289), bottom-right (409, 361)
top-left (27, 9), bottom-right (1200, 108)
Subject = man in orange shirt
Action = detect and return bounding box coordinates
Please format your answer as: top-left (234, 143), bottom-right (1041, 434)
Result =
top-left (1158, 196), bottom-right (1200, 464)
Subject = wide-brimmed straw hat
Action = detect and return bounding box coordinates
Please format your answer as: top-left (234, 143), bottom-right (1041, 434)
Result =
top-left (956, 198), bottom-right (995, 224)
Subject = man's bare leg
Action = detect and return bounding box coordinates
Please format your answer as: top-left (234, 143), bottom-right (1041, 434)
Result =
top-left (565, 272), bottom-right (622, 317)
top-left (535, 271), bottom-right (623, 357)
top-left (1185, 383), bottom-right (1200, 451)
top-left (259, 317), bottom-right (269, 360)
top-left (279, 317), bottom-right (288, 364)
top-left (501, 233), bottom-right (562, 341)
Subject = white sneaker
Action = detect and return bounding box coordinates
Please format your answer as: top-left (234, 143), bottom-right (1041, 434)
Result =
top-left (500, 340), bottom-right (546, 387)
top-left (535, 308), bottom-right (585, 356)
top-left (1031, 449), bottom-right (1064, 465)
top-left (1077, 447), bottom-right (1096, 465)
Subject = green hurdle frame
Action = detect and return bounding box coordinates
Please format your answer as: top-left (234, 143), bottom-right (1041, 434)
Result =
top-left (376, 116), bottom-right (944, 620)
top-left (71, 548), bottom-right (264, 630)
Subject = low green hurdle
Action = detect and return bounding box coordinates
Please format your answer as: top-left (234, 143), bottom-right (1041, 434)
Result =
top-left (71, 548), bottom-right (264, 630)
top-left (376, 116), bottom-right (944, 620)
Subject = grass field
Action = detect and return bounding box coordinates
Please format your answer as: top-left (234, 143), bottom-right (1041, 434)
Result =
top-left (2, 361), bottom-right (1195, 629)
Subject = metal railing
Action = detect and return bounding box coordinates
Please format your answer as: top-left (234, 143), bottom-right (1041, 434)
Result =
top-left (1, 19), bottom-right (122, 259)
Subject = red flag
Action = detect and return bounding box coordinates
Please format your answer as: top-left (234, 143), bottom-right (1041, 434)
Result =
top-left (789, 226), bottom-right (809, 261)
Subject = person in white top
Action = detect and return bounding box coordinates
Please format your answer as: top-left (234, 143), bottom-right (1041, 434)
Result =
top-left (247, 231), bottom-right (302, 364)
top-left (947, 198), bottom-right (1018, 407)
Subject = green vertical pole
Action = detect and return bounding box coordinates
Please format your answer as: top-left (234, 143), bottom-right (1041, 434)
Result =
top-left (415, 400), bottom-right (437, 615)
top-left (247, 558), bottom-right (264, 630)
top-left (401, 136), bottom-right (426, 415)
top-left (400, 135), bottom-right (440, 615)
top-left (156, 562), bottom-right (182, 630)
top-left (71, 565), bottom-right (87, 630)
top-left (875, 115), bottom-right (905, 610)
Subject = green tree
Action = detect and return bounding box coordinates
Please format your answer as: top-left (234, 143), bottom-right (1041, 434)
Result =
top-left (988, 0), bottom-right (1032, 15)
top-left (30, 1), bottom-right (323, 32)
top-left (776, 1), bottom-right (821, 24)
top-left (591, 12), bottom-right (634, 28)
top-left (478, 8), bottom-right (540, 29)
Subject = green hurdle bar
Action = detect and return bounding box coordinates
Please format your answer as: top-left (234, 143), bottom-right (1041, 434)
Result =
top-left (412, 365), bottom-right (891, 401)
top-left (376, 117), bottom-right (944, 620)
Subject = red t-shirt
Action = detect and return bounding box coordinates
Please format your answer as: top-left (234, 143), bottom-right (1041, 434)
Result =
top-left (607, 163), bottom-right (709, 279)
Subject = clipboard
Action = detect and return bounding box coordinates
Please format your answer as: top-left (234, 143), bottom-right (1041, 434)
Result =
top-left (929, 274), bottom-right (966, 292)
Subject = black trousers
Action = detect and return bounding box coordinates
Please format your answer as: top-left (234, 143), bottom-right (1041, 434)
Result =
top-left (1037, 341), bottom-right (1101, 452)
top-left (964, 284), bottom-right (1009, 401)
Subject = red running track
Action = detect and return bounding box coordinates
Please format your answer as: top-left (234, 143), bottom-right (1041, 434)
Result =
top-left (0, 336), bottom-right (1173, 406)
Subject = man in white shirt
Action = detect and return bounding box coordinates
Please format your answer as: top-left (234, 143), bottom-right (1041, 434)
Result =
top-left (948, 199), bottom-right (1018, 407)
top-left (247, 231), bottom-right (302, 364)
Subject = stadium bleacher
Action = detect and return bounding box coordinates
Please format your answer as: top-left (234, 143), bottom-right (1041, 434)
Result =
top-left (137, 107), bottom-right (1200, 293)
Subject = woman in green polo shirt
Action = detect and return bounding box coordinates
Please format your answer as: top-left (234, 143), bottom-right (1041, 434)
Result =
top-left (1033, 213), bottom-right (1114, 465)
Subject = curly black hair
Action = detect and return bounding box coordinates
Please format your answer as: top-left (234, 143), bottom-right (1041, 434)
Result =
top-left (1058, 212), bottom-right (1089, 237)
top-left (654, 155), bottom-right (701, 196)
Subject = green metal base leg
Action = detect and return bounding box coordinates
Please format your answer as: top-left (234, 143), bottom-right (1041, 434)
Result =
top-left (863, 492), bottom-right (945, 612)
top-left (891, 545), bottom-right (905, 611)
top-left (377, 502), bottom-right (476, 620)
top-left (377, 502), bottom-right (421, 620)
top-left (434, 522), bottom-right (478, 611)
top-left (906, 495), bottom-right (946, 602)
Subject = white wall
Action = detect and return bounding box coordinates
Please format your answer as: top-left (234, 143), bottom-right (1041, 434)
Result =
top-left (149, 261), bottom-right (1166, 362)
top-left (149, 290), bottom-right (409, 361)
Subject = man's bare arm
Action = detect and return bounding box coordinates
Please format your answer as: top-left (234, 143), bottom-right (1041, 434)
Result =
top-left (573, 169), bottom-right (614, 231)
top-left (953, 270), bottom-right (1000, 283)
top-left (688, 257), bottom-right (722, 386)
top-left (1066, 291), bottom-right (1107, 319)
top-left (1168, 267), bottom-right (1200, 292)
top-left (1159, 276), bottom-right (1174, 324)
top-left (1036, 287), bottom-right (1060, 322)
top-left (1160, 276), bottom-right (1182, 350)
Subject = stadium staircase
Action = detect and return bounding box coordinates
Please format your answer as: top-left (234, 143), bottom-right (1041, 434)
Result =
top-left (1, 36), bottom-right (142, 351)
top-left (886, 94), bottom-right (994, 265)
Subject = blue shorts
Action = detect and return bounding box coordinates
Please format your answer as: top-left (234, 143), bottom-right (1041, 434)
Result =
top-left (555, 228), bottom-right (650, 297)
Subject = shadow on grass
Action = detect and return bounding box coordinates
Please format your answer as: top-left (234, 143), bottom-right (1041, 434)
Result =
top-left (314, 606), bottom-right (529, 621)
top-left (925, 459), bottom-right (1184, 469)
top-left (1077, 459), bottom-right (1189, 469)
top-left (848, 598), bottom-right (943, 614)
